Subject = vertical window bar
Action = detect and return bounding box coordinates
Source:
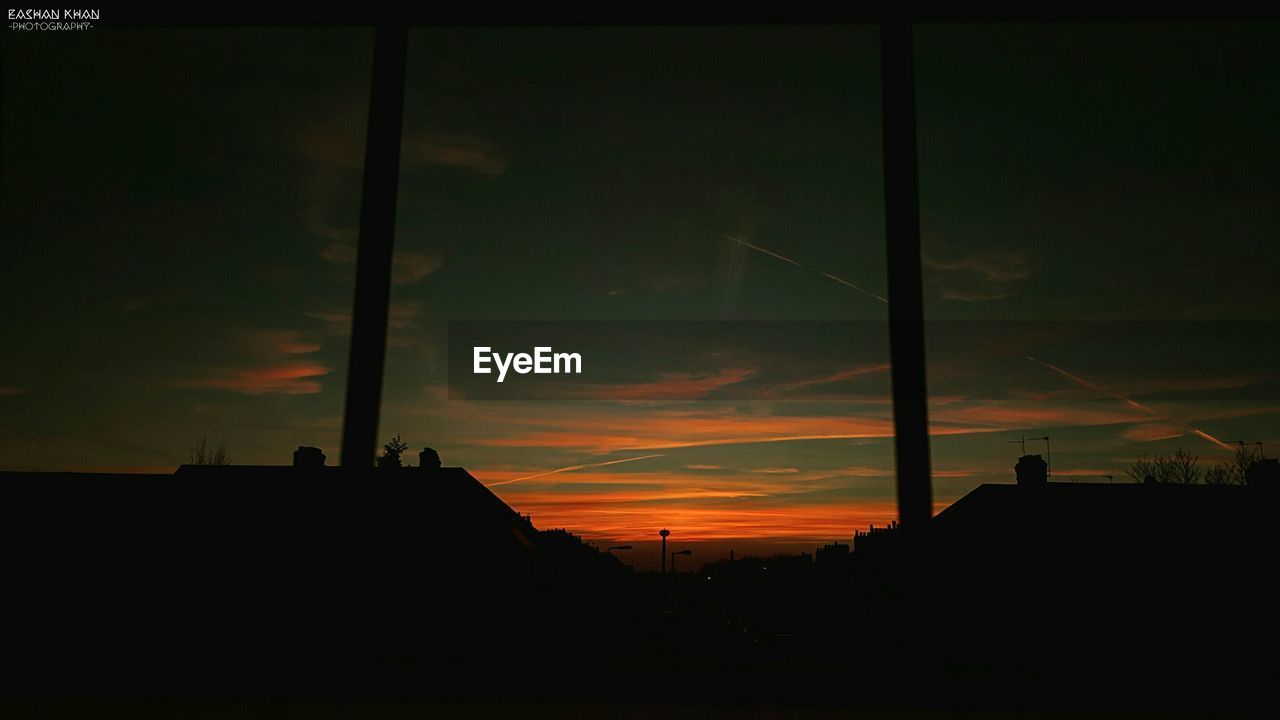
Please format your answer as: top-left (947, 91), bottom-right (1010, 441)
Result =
top-left (880, 18), bottom-right (934, 530)
top-left (341, 24), bottom-right (409, 469)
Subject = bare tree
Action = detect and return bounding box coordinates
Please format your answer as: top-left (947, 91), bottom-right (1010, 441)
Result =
top-left (1124, 456), bottom-right (1158, 484)
top-left (1126, 448), bottom-right (1199, 484)
top-left (189, 436), bottom-right (230, 466)
top-left (1205, 446), bottom-right (1261, 486)
top-left (376, 434), bottom-right (408, 468)
top-left (1203, 464), bottom-right (1232, 485)
top-left (1128, 446), bottom-right (1259, 485)
top-left (1164, 448), bottom-right (1200, 484)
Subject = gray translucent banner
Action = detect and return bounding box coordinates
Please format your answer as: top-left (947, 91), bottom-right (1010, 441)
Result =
top-left (447, 321), bottom-right (1278, 403)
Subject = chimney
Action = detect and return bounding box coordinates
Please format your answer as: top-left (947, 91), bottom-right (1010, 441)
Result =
top-left (293, 446), bottom-right (325, 469)
top-left (419, 447), bottom-right (441, 472)
top-left (1016, 454), bottom-right (1048, 486)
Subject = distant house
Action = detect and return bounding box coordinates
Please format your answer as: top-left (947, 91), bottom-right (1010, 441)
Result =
top-left (877, 454), bottom-right (1277, 690)
top-left (1, 447), bottom-right (543, 671)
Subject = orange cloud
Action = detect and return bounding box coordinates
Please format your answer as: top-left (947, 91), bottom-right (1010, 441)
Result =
top-left (392, 249), bottom-right (443, 285)
top-left (193, 364), bottom-right (329, 395)
top-left (776, 363), bottom-right (891, 393)
top-left (487, 454), bottom-right (665, 487)
top-left (930, 402), bottom-right (1144, 429)
top-left (1122, 423), bottom-right (1186, 442)
top-left (463, 412), bottom-right (896, 452)
top-left (403, 132), bottom-right (509, 175)
top-left (231, 329), bottom-right (323, 359)
top-left (318, 242), bottom-right (443, 286)
top-left (568, 368), bottom-right (756, 401)
top-left (922, 237), bottom-right (1034, 301)
top-left (307, 302), bottom-right (419, 345)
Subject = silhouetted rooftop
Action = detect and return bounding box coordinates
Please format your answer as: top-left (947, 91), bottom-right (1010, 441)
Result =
top-left (935, 479), bottom-right (1252, 533)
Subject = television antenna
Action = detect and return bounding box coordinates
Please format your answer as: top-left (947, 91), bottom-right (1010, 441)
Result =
top-left (1225, 440), bottom-right (1265, 459)
top-left (1028, 436), bottom-right (1051, 478)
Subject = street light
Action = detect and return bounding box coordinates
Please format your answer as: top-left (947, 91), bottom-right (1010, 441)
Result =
top-left (659, 529), bottom-right (670, 574)
top-left (670, 549), bottom-right (692, 574)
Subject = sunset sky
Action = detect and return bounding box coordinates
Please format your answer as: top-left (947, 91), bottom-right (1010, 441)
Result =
top-left (2, 23), bottom-right (1277, 565)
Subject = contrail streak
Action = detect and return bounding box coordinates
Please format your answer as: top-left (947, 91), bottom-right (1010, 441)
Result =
top-left (729, 237), bottom-right (801, 266)
top-left (486, 454), bottom-right (666, 487)
top-left (1028, 357), bottom-right (1152, 415)
top-left (1027, 356), bottom-right (1232, 451)
top-left (727, 236), bottom-right (888, 304)
top-left (820, 272), bottom-right (891, 304)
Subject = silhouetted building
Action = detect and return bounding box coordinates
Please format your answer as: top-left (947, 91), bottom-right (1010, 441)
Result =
top-left (853, 520), bottom-right (899, 554)
top-left (815, 540), bottom-right (850, 563)
top-left (419, 446), bottom-right (442, 471)
top-left (1246, 457), bottom-right (1278, 487)
top-left (1014, 453), bottom-right (1047, 485)
top-left (909, 458), bottom-right (1275, 695)
top-left (292, 445), bottom-right (325, 468)
top-left (2, 448), bottom-right (550, 672)
top-left (814, 540), bottom-right (852, 578)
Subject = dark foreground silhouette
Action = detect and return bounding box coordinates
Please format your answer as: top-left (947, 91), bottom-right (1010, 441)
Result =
top-left (2, 449), bottom-right (1277, 715)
